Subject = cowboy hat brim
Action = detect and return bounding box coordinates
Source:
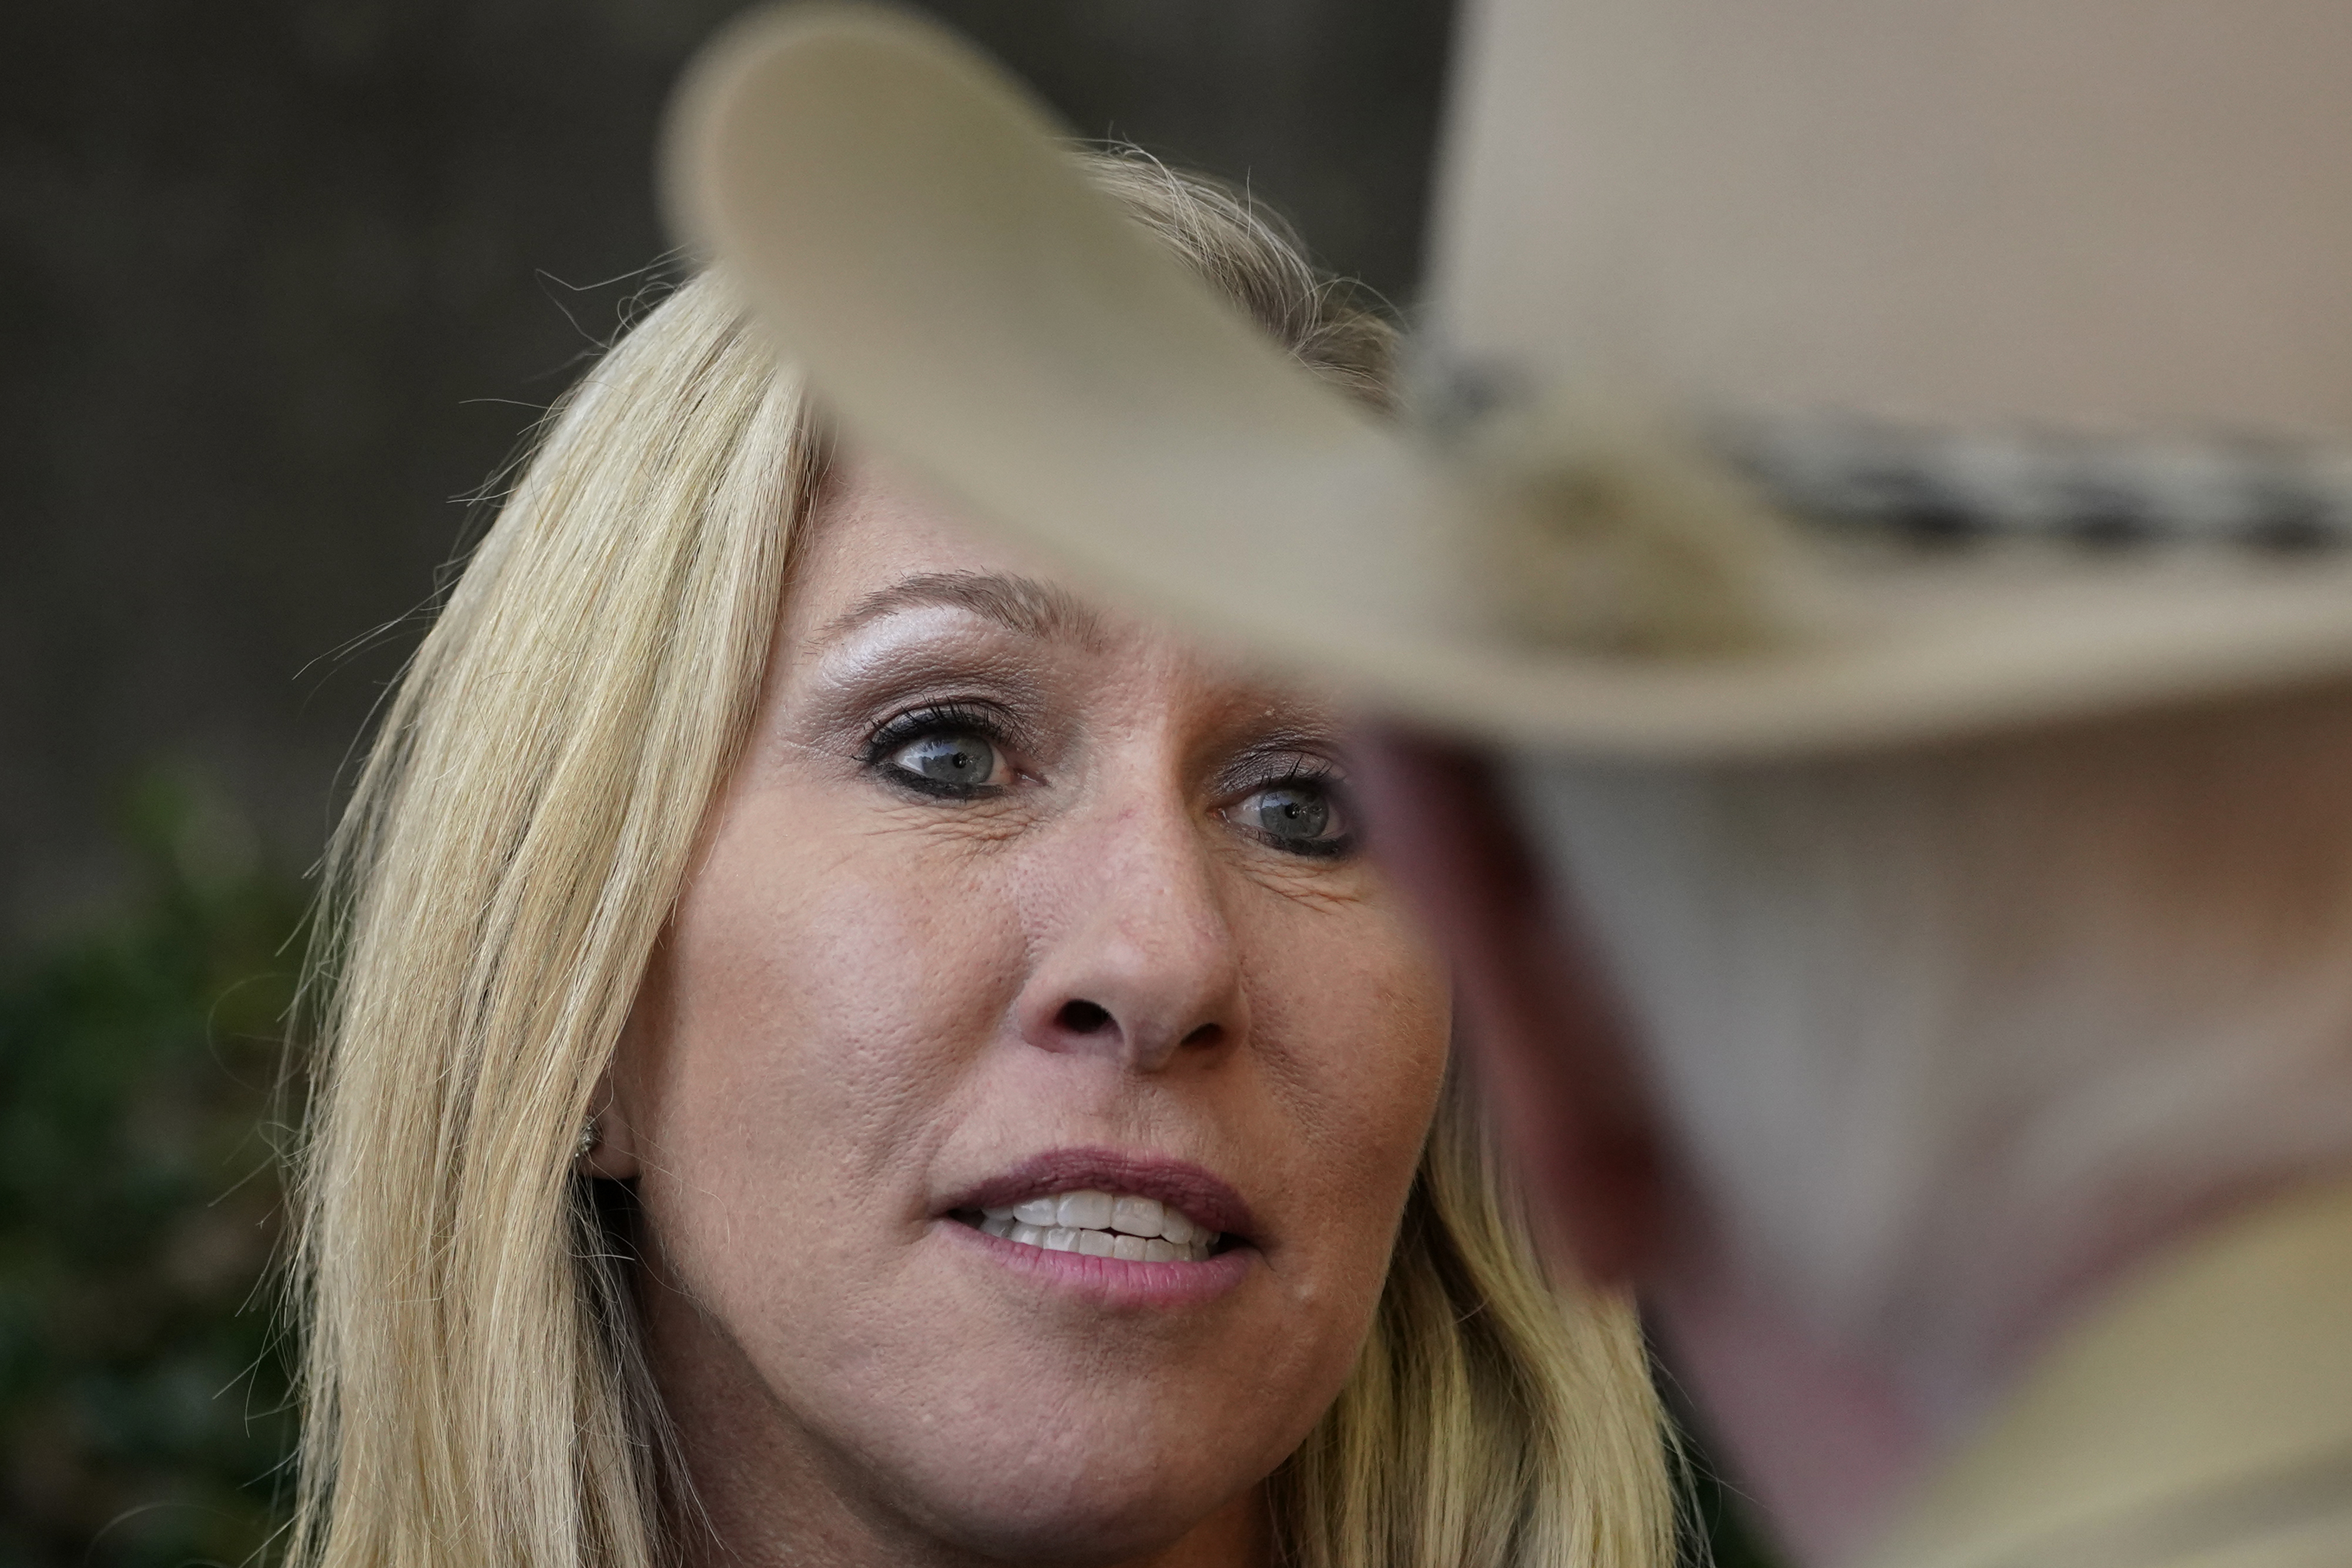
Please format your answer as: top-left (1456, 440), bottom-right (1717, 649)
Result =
top-left (663, 5), bottom-right (2352, 760)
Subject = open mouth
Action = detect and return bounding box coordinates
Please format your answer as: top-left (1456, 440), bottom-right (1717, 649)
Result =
top-left (953, 1189), bottom-right (1226, 1263)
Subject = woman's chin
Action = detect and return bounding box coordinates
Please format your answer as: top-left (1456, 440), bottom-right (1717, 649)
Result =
top-left (844, 1405), bottom-right (1274, 1567)
top-left (883, 1458), bottom-right (1255, 1567)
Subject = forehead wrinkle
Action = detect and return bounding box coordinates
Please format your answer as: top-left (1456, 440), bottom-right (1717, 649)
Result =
top-left (813, 570), bottom-right (1106, 653)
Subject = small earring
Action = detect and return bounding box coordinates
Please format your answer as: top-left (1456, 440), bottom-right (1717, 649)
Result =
top-left (576, 1114), bottom-right (602, 1159)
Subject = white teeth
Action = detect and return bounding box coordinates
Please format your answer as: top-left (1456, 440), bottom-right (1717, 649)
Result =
top-left (1057, 1190), bottom-right (1114, 1229)
top-left (1111, 1195), bottom-right (1164, 1236)
top-left (976, 1187), bottom-right (1220, 1262)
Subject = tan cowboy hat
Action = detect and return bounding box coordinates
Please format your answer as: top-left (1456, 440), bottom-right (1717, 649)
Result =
top-left (663, 2), bottom-right (2352, 759)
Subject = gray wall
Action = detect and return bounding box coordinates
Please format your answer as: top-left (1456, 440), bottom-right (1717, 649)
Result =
top-left (1, 0), bottom-right (1454, 941)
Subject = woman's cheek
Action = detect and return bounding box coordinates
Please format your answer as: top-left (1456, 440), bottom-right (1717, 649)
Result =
top-left (738, 788), bottom-right (1027, 1027)
top-left (1255, 899), bottom-right (1451, 1237)
top-left (1360, 902), bottom-right (1454, 1136)
top-left (654, 796), bottom-right (1024, 1208)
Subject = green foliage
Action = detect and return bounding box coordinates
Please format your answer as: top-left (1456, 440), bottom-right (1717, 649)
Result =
top-left (0, 777), bottom-right (304, 1567)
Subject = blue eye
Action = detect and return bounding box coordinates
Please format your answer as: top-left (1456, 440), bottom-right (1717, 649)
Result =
top-left (885, 731), bottom-right (1000, 792)
top-left (1253, 785), bottom-right (1329, 840)
top-left (863, 704), bottom-right (1017, 799)
top-left (1231, 778), bottom-right (1351, 857)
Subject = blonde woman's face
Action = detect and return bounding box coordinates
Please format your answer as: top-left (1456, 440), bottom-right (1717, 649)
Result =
top-left (606, 453), bottom-right (1451, 1567)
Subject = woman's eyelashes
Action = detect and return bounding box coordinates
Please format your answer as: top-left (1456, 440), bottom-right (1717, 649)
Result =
top-left (859, 706), bottom-right (1355, 858)
top-left (863, 703), bottom-right (1023, 799)
top-left (1223, 762), bottom-right (1356, 860)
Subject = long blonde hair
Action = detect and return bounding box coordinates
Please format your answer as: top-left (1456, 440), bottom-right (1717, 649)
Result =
top-left (291, 152), bottom-right (1672, 1568)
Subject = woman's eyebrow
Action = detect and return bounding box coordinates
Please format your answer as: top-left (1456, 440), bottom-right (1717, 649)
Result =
top-left (816, 570), bottom-right (1105, 648)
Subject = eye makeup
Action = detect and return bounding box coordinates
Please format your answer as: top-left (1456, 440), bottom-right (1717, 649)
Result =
top-left (860, 700), bottom-right (1026, 800)
top-left (1217, 750), bottom-right (1357, 859)
top-left (784, 613), bottom-right (1059, 766)
top-left (782, 595), bottom-right (1362, 859)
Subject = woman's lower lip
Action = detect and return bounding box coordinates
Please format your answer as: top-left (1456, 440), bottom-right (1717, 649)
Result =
top-left (939, 1218), bottom-right (1253, 1307)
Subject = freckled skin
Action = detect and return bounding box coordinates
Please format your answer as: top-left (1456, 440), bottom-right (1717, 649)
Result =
top-left (598, 453), bottom-right (1452, 1568)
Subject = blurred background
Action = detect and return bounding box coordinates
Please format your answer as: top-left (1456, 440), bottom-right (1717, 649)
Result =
top-left (1, 0), bottom-right (1452, 954)
top-left (1, 5), bottom-right (1774, 1564)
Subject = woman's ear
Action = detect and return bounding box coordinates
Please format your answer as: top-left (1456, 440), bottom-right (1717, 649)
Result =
top-left (581, 980), bottom-right (660, 1180)
top-left (1357, 729), bottom-right (1672, 1287)
top-left (579, 1065), bottom-right (644, 1180)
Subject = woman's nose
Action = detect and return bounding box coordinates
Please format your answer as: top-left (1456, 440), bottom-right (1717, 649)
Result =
top-left (1015, 807), bottom-right (1248, 1073)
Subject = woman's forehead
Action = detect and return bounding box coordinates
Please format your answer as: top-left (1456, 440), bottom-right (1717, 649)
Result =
top-left (779, 447), bottom-right (1348, 726)
top-left (790, 447), bottom-right (1059, 629)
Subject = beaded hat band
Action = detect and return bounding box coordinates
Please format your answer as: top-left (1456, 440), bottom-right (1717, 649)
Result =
top-left (1729, 420), bottom-right (2352, 555)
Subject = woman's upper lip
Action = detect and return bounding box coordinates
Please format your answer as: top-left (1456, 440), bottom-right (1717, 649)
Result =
top-left (944, 1146), bottom-right (1258, 1241)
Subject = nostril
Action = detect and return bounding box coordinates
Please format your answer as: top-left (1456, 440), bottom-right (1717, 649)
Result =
top-left (1057, 1000), bottom-right (1112, 1034)
top-left (1179, 1023), bottom-right (1223, 1050)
